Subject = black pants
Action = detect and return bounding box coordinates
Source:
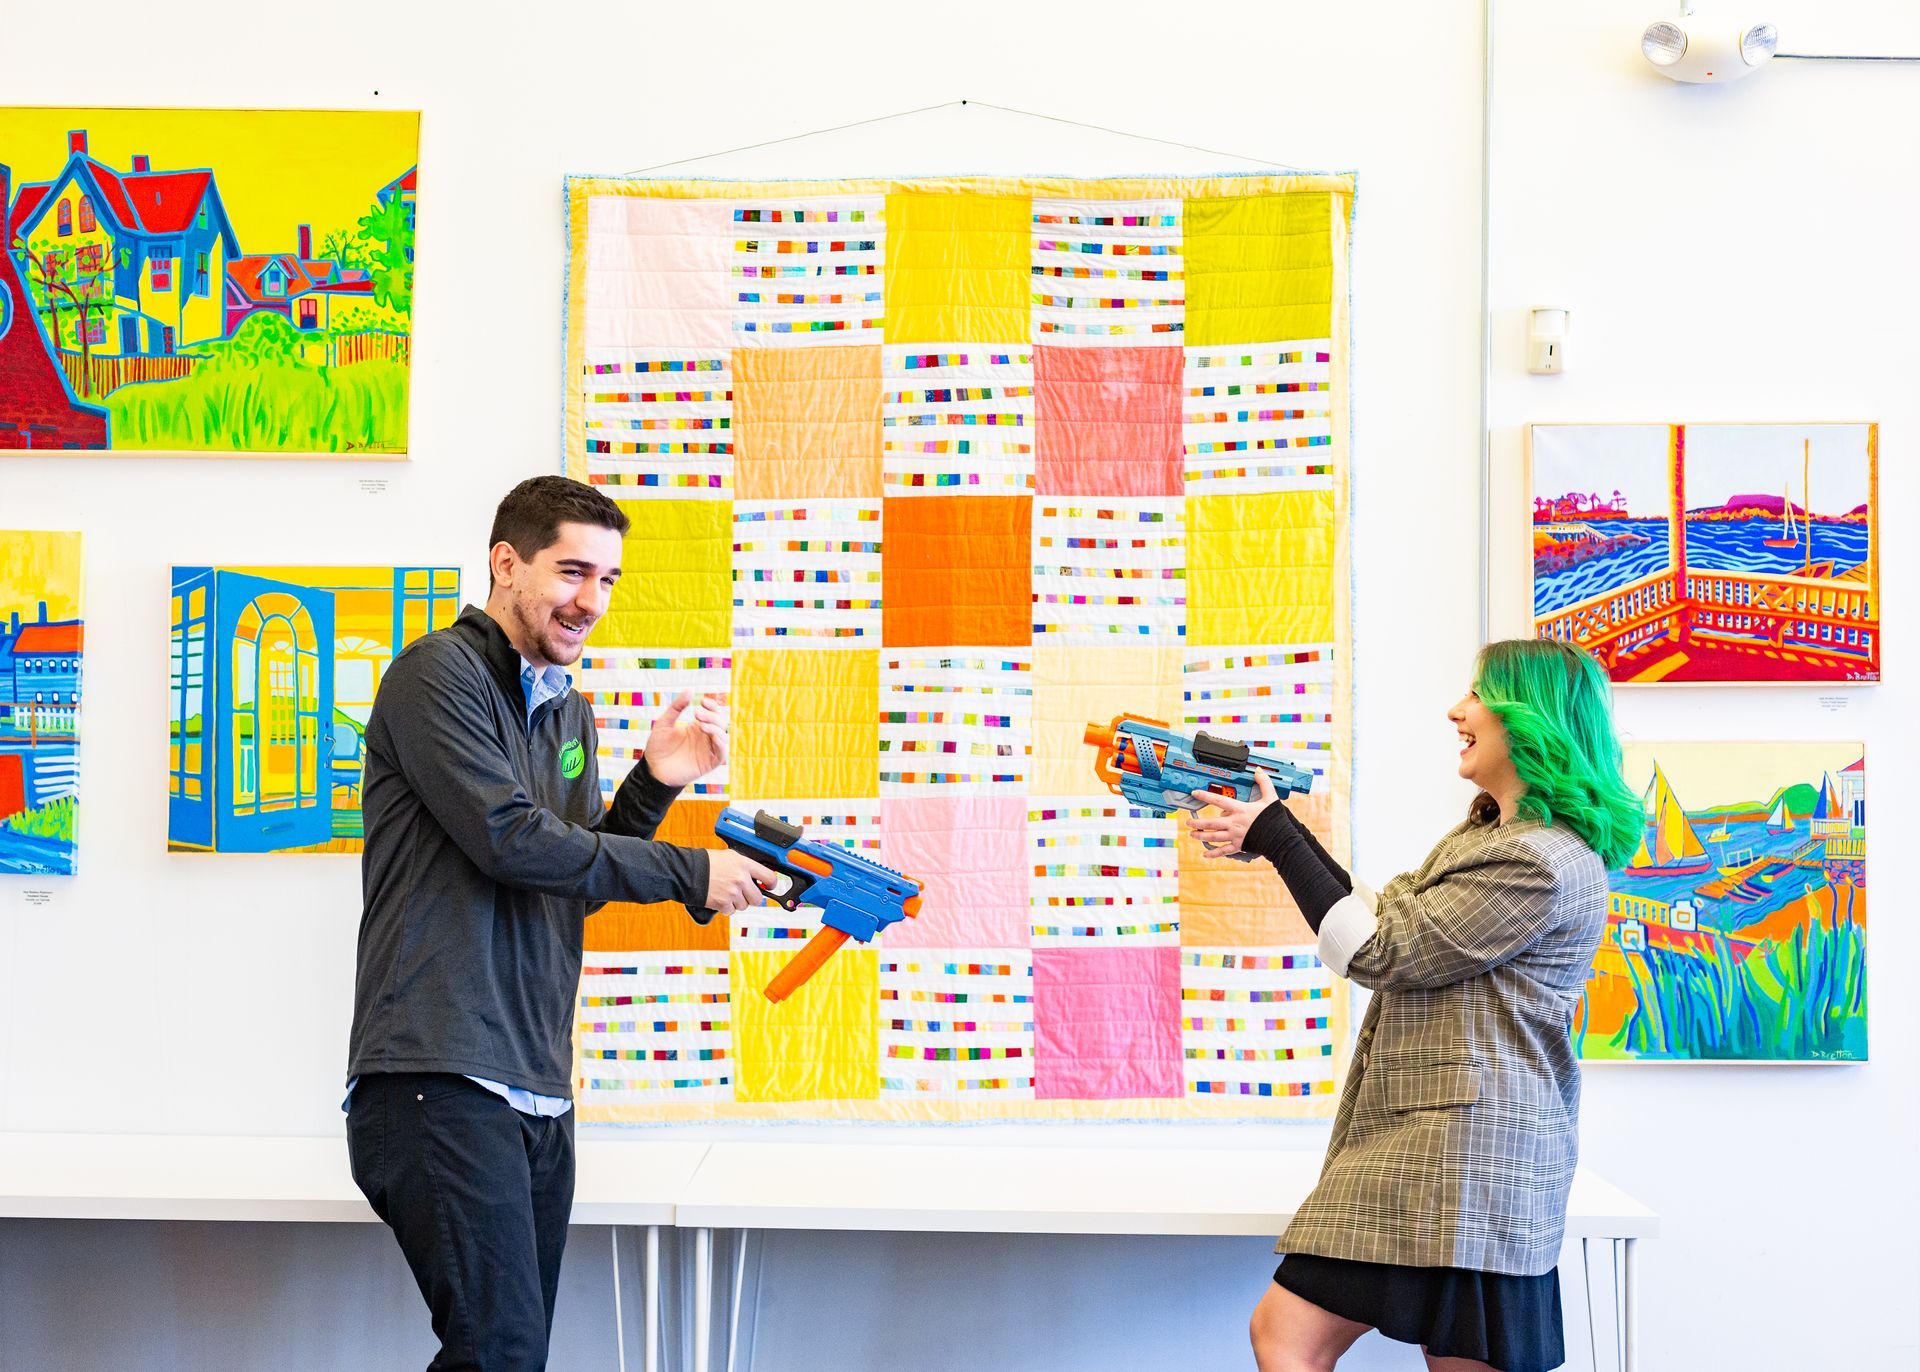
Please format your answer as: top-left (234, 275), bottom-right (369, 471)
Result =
top-left (347, 1072), bottom-right (576, 1372)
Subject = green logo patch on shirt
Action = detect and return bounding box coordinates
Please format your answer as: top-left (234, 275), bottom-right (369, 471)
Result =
top-left (559, 738), bottom-right (586, 779)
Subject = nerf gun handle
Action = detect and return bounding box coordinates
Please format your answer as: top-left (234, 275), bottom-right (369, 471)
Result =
top-left (701, 810), bottom-right (835, 924)
top-left (706, 831), bottom-right (844, 1000)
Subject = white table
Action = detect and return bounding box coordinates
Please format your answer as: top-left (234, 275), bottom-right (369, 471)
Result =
top-left (1, 1135), bottom-right (1657, 1372)
top-left (677, 1142), bottom-right (1659, 1372)
top-left (0, 1132), bottom-right (707, 1372)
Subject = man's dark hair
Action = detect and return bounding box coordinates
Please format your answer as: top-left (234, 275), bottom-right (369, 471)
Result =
top-left (488, 477), bottom-right (629, 580)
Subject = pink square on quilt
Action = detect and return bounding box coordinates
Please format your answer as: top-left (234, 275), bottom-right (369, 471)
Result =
top-left (880, 796), bottom-right (1029, 948)
top-left (1033, 345), bottom-right (1183, 496)
top-left (1032, 946), bottom-right (1181, 1099)
top-left (582, 197), bottom-right (734, 349)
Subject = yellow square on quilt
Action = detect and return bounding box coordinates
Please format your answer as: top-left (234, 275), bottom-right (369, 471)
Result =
top-left (1183, 193), bottom-right (1334, 346)
top-left (884, 192), bottom-right (1030, 343)
top-left (731, 946), bottom-right (879, 1102)
top-left (731, 649), bottom-right (880, 799)
top-left (600, 500), bottom-right (732, 647)
top-left (1187, 491), bottom-right (1335, 646)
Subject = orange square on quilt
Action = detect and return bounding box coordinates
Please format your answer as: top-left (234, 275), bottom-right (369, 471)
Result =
top-left (732, 345), bottom-right (882, 499)
top-left (584, 799), bottom-right (729, 952)
top-left (1178, 787), bottom-right (1335, 947)
top-left (881, 496), bottom-right (1032, 648)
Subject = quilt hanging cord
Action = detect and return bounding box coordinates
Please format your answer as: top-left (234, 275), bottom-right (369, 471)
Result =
top-left (619, 98), bottom-right (1310, 176)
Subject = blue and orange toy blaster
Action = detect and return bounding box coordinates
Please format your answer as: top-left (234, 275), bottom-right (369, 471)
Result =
top-left (712, 807), bottom-right (924, 1002)
top-left (1084, 715), bottom-right (1314, 859)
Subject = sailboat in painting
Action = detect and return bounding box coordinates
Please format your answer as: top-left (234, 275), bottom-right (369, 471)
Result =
top-left (1762, 483), bottom-right (1800, 548)
top-left (1623, 762), bottom-right (1714, 876)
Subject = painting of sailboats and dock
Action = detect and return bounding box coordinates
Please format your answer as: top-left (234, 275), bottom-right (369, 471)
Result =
top-left (1529, 424), bottom-right (1878, 684)
top-left (1579, 741), bottom-right (1866, 1064)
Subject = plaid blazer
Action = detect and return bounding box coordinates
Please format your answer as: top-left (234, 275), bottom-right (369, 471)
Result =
top-left (1278, 814), bottom-right (1609, 1275)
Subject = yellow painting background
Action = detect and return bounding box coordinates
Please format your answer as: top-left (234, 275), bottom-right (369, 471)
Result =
top-left (0, 107), bottom-right (418, 255)
top-left (0, 531), bottom-right (82, 620)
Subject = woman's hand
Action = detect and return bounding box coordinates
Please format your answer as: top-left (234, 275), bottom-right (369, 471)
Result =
top-left (1186, 769), bottom-right (1282, 858)
top-left (642, 692), bottom-right (728, 789)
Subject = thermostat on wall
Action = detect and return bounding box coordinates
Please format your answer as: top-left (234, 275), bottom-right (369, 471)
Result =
top-left (1528, 307), bottom-right (1568, 375)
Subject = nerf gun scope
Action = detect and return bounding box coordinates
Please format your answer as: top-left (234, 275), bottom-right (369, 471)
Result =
top-left (1084, 715), bottom-right (1314, 858)
top-left (712, 807), bottom-right (923, 1003)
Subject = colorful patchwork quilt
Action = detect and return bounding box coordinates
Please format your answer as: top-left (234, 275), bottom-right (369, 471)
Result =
top-left (563, 173), bottom-right (1354, 1120)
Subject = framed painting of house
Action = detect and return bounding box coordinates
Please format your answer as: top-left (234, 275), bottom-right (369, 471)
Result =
top-left (1577, 740), bottom-right (1866, 1063)
top-left (1, 530), bottom-right (83, 876)
top-left (166, 565), bottom-right (457, 854)
top-left (1527, 423), bottom-right (1879, 685)
top-left (1, 107), bottom-right (418, 457)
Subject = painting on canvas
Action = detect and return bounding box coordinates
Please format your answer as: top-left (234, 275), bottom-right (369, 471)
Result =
top-left (167, 565), bottom-right (458, 854)
top-left (2, 107), bottom-right (417, 456)
top-left (1530, 423), bottom-right (1877, 684)
top-left (1578, 741), bottom-right (1866, 1063)
top-left (1, 530), bottom-right (82, 875)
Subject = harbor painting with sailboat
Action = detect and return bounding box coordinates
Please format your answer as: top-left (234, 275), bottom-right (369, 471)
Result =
top-left (1530, 423), bottom-right (1878, 683)
top-left (1577, 741), bottom-right (1867, 1063)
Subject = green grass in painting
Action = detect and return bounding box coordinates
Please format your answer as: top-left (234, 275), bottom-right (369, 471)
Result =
top-left (109, 358), bottom-right (408, 453)
top-left (1612, 916), bottom-right (1866, 1061)
top-left (107, 314), bottom-right (408, 453)
top-left (6, 795), bottom-right (75, 842)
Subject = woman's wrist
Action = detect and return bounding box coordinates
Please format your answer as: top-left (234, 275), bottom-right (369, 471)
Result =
top-left (1243, 801), bottom-right (1295, 863)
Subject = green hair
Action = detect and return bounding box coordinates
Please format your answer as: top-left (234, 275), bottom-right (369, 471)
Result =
top-left (1471, 639), bottom-right (1641, 867)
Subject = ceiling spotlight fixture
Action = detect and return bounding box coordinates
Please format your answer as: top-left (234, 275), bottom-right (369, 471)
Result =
top-left (1641, 9), bottom-right (1777, 82)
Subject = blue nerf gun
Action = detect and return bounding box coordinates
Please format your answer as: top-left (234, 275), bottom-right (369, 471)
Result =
top-left (713, 807), bottom-right (923, 1002)
top-left (1084, 715), bottom-right (1314, 860)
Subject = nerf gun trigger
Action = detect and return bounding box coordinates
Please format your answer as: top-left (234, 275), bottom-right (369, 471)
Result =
top-left (692, 810), bottom-right (803, 924)
top-left (744, 811), bottom-right (817, 911)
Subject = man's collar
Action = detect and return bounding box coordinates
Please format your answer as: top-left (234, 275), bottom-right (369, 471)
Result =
top-left (450, 605), bottom-right (532, 707)
top-left (518, 654), bottom-right (572, 693)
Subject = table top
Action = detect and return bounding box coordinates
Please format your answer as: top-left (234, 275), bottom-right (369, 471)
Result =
top-left (0, 1134), bottom-right (1658, 1239)
top-left (0, 1133), bottom-right (707, 1225)
top-left (675, 1142), bottom-right (1661, 1239)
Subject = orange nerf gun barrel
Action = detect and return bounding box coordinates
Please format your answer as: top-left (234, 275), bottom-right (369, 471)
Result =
top-left (712, 807), bottom-right (923, 1003)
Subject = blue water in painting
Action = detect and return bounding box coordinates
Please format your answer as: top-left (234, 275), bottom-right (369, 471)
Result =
top-left (1611, 815), bottom-right (1829, 934)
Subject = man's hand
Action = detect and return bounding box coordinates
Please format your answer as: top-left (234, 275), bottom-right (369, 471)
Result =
top-left (1186, 769), bottom-right (1282, 858)
top-left (644, 692), bottom-right (728, 789)
top-left (705, 848), bottom-right (777, 917)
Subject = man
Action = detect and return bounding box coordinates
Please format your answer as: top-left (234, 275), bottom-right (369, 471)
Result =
top-left (346, 475), bottom-right (773, 1370)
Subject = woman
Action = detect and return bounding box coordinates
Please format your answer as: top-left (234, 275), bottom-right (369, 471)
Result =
top-left (1189, 640), bottom-right (1640, 1372)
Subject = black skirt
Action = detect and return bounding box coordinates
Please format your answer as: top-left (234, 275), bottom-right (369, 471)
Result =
top-left (1274, 1253), bottom-right (1564, 1372)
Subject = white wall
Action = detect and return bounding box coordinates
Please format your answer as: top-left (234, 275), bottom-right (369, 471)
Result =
top-left (1487, 5), bottom-right (1920, 1371)
top-left (1, 0), bottom-right (1911, 1368)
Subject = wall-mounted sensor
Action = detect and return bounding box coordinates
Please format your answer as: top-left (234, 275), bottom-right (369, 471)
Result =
top-left (1528, 307), bottom-right (1569, 375)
